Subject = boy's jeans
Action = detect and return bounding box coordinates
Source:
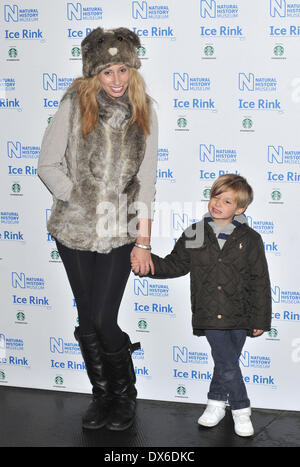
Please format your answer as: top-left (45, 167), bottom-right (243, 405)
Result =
top-left (205, 329), bottom-right (250, 410)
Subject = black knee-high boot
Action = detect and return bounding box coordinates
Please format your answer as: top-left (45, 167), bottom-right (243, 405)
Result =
top-left (102, 334), bottom-right (140, 431)
top-left (74, 327), bottom-right (110, 430)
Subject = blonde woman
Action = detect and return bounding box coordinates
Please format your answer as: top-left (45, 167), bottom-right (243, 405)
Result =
top-left (38, 28), bottom-right (158, 431)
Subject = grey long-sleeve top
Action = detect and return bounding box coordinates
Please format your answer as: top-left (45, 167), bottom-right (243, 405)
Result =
top-left (38, 97), bottom-right (158, 219)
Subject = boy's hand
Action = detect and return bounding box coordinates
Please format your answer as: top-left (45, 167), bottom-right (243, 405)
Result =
top-left (130, 246), bottom-right (155, 276)
top-left (252, 329), bottom-right (263, 337)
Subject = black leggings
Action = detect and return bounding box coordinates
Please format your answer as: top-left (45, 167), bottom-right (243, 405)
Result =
top-left (56, 240), bottom-right (134, 352)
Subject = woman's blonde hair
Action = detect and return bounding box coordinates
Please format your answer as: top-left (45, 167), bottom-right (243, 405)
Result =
top-left (69, 68), bottom-right (150, 139)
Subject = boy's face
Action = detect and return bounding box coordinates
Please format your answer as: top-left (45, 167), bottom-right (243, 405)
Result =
top-left (208, 189), bottom-right (245, 226)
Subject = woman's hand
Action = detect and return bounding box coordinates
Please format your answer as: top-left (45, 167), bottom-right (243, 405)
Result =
top-left (130, 246), bottom-right (154, 276)
top-left (252, 329), bottom-right (263, 337)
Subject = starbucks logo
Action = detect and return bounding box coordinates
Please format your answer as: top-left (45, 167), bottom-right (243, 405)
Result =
top-left (12, 183), bottom-right (21, 193)
top-left (273, 45), bottom-right (284, 56)
top-left (268, 328), bottom-right (278, 338)
top-left (203, 188), bottom-right (211, 199)
top-left (55, 376), bottom-right (64, 385)
top-left (16, 312), bottom-right (25, 322)
top-left (71, 47), bottom-right (81, 57)
top-left (271, 190), bottom-right (281, 201)
top-left (137, 46), bottom-right (146, 57)
top-left (138, 320), bottom-right (147, 330)
top-left (50, 250), bottom-right (60, 260)
top-left (8, 47), bottom-right (18, 58)
top-left (177, 385), bottom-right (186, 396)
top-left (242, 118), bottom-right (253, 129)
top-left (177, 117), bottom-right (187, 128)
top-left (204, 45), bottom-right (214, 56)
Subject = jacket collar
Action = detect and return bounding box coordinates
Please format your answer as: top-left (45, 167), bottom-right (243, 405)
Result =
top-left (205, 221), bottom-right (249, 244)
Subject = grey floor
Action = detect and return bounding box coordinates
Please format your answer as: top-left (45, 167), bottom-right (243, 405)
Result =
top-left (0, 386), bottom-right (299, 448)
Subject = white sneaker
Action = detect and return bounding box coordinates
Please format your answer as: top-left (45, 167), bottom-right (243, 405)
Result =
top-left (198, 400), bottom-right (226, 427)
top-left (232, 407), bottom-right (254, 437)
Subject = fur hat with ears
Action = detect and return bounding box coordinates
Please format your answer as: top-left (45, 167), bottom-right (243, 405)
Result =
top-left (81, 27), bottom-right (141, 77)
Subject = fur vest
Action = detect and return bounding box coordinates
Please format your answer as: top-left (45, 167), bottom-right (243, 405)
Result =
top-left (47, 88), bottom-right (146, 253)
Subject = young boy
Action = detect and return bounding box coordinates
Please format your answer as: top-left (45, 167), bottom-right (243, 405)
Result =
top-left (131, 174), bottom-right (272, 437)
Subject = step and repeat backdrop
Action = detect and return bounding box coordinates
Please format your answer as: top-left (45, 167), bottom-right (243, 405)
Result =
top-left (1, 0), bottom-right (300, 411)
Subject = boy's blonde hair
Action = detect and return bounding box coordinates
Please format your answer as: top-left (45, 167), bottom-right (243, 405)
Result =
top-left (210, 174), bottom-right (253, 209)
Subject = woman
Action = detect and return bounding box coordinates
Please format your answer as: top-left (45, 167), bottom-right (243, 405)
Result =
top-left (38, 27), bottom-right (158, 431)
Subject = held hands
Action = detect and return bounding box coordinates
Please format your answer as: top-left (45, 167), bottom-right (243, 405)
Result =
top-left (252, 329), bottom-right (263, 337)
top-left (130, 246), bottom-right (154, 276)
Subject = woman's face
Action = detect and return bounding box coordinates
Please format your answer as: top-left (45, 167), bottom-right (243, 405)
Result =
top-left (98, 63), bottom-right (130, 98)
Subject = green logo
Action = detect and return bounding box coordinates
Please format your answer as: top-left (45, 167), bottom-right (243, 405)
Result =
top-left (50, 250), bottom-right (60, 260)
top-left (242, 118), bottom-right (253, 129)
top-left (12, 183), bottom-right (21, 193)
top-left (0, 371), bottom-right (6, 381)
top-left (273, 45), bottom-right (284, 56)
top-left (16, 312), bottom-right (25, 322)
top-left (55, 376), bottom-right (64, 385)
top-left (204, 45), bottom-right (214, 56)
top-left (177, 117), bottom-right (187, 128)
top-left (138, 319), bottom-right (147, 330)
top-left (203, 188), bottom-right (211, 199)
top-left (271, 190), bottom-right (281, 201)
top-left (137, 46), bottom-right (146, 57)
top-left (268, 328), bottom-right (278, 338)
top-left (177, 386), bottom-right (186, 396)
top-left (8, 47), bottom-right (18, 58)
top-left (71, 47), bottom-right (81, 57)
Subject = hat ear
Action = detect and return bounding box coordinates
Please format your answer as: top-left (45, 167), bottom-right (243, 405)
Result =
top-left (81, 27), bottom-right (105, 51)
top-left (114, 28), bottom-right (141, 48)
